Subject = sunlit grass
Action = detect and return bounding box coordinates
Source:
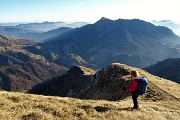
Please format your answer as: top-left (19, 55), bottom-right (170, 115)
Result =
top-left (0, 91), bottom-right (179, 120)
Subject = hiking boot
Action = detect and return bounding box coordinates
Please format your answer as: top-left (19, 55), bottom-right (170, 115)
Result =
top-left (133, 105), bottom-right (139, 109)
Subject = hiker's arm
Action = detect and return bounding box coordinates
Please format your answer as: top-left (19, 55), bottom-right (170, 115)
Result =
top-left (126, 80), bottom-right (138, 93)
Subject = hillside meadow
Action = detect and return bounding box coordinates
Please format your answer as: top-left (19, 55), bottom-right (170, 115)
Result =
top-left (0, 91), bottom-right (179, 120)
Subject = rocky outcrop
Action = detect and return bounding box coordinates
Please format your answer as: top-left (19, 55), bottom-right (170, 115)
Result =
top-left (28, 66), bottom-right (96, 96)
top-left (29, 63), bottom-right (180, 101)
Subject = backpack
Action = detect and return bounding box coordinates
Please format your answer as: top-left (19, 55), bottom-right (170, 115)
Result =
top-left (135, 77), bottom-right (148, 95)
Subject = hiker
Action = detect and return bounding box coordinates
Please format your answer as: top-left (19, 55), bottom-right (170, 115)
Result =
top-left (123, 70), bottom-right (140, 109)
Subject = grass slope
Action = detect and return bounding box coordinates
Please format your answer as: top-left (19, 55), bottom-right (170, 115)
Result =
top-left (0, 91), bottom-right (179, 120)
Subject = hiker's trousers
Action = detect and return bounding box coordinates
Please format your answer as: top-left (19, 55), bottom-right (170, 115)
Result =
top-left (132, 94), bottom-right (139, 109)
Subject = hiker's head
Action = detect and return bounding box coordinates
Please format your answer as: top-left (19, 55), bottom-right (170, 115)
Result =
top-left (131, 70), bottom-right (139, 77)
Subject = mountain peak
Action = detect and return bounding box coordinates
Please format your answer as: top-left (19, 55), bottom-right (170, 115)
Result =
top-left (95, 17), bottom-right (113, 24)
top-left (68, 66), bottom-right (95, 75)
top-left (100, 17), bottom-right (110, 20)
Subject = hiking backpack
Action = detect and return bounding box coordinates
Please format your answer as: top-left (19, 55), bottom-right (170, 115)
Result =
top-left (136, 77), bottom-right (148, 95)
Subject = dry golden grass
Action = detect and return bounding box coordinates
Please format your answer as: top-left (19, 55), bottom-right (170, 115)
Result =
top-left (79, 66), bottom-right (96, 75)
top-left (0, 91), bottom-right (179, 120)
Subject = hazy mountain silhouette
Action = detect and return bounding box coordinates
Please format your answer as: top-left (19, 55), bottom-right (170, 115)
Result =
top-left (144, 58), bottom-right (180, 83)
top-left (25, 18), bottom-right (180, 68)
top-left (19, 27), bottom-right (73, 41)
top-left (3, 21), bottom-right (88, 32)
top-left (0, 21), bottom-right (88, 41)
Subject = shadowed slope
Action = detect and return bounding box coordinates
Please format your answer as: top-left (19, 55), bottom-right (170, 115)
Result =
top-left (144, 58), bottom-right (180, 83)
top-left (28, 66), bottom-right (95, 96)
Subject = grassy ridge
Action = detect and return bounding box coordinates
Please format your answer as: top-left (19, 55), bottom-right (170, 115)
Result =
top-left (0, 91), bottom-right (179, 120)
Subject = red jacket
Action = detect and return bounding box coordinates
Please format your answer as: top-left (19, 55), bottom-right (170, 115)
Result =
top-left (126, 77), bottom-right (139, 93)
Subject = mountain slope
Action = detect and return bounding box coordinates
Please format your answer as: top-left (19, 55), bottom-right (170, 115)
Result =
top-left (0, 61), bottom-right (67, 91)
top-left (0, 34), bottom-right (37, 45)
top-left (25, 18), bottom-right (180, 68)
top-left (144, 58), bottom-right (180, 83)
top-left (0, 91), bottom-right (179, 120)
top-left (0, 52), bottom-right (23, 66)
top-left (0, 35), bottom-right (67, 91)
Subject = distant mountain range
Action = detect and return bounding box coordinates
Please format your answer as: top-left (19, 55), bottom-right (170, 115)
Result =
top-left (25, 17), bottom-right (180, 68)
top-left (0, 21), bottom-right (89, 41)
top-left (15, 21), bottom-right (88, 32)
top-left (0, 21), bottom-right (89, 32)
top-left (144, 58), bottom-right (180, 83)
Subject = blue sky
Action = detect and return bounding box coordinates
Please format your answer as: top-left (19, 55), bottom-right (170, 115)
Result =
top-left (0, 0), bottom-right (180, 23)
